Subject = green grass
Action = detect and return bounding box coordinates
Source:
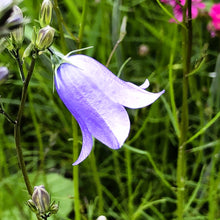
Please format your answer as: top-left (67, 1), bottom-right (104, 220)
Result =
top-left (0, 0), bottom-right (220, 219)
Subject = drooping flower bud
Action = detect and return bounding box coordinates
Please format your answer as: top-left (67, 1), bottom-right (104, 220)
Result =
top-left (32, 185), bottom-right (50, 214)
top-left (0, 66), bottom-right (9, 84)
top-left (39, 0), bottom-right (53, 27)
top-left (119, 16), bottom-right (127, 42)
top-left (35, 25), bottom-right (55, 50)
top-left (8, 5), bottom-right (24, 47)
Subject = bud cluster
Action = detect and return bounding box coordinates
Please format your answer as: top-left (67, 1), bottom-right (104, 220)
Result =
top-left (27, 185), bottom-right (59, 219)
top-left (34, 0), bottom-right (54, 51)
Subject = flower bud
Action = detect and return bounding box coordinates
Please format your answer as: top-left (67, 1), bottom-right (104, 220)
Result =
top-left (39, 0), bottom-right (53, 27)
top-left (8, 6), bottom-right (24, 47)
top-left (119, 16), bottom-right (127, 42)
top-left (6, 5), bottom-right (23, 29)
top-left (32, 185), bottom-right (50, 214)
top-left (0, 66), bottom-right (9, 84)
top-left (35, 25), bottom-right (55, 50)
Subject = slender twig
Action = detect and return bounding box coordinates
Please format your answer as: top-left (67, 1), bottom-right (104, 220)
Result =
top-left (15, 48), bottom-right (26, 82)
top-left (77, 0), bottom-right (88, 49)
top-left (14, 55), bottom-right (36, 196)
top-left (11, 49), bottom-right (25, 82)
top-left (53, 0), bottom-right (67, 53)
top-left (106, 39), bottom-right (121, 68)
top-left (0, 103), bottom-right (16, 124)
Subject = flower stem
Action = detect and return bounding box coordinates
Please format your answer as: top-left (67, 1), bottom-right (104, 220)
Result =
top-left (11, 48), bottom-right (25, 82)
top-left (0, 103), bottom-right (16, 124)
top-left (15, 49), bottom-right (25, 82)
top-left (90, 148), bottom-right (104, 214)
top-left (28, 87), bottom-right (44, 171)
top-left (71, 1), bottom-right (89, 218)
top-left (177, 0), bottom-right (192, 219)
top-left (77, 0), bottom-right (88, 49)
top-left (125, 147), bottom-right (133, 218)
top-left (53, 0), bottom-right (67, 53)
top-left (72, 117), bottom-right (80, 220)
top-left (14, 56), bottom-right (36, 196)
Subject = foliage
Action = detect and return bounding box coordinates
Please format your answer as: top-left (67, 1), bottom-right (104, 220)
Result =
top-left (0, 0), bottom-right (220, 219)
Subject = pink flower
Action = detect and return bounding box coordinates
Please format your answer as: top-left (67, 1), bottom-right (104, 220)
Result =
top-left (161, 0), bottom-right (205, 22)
top-left (209, 3), bottom-right (220, 31)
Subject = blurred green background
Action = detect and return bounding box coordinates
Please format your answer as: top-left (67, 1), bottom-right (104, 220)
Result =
top-left (0, 0), bottom-right (220, 219)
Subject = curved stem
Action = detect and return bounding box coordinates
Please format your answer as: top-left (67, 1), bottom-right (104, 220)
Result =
top-left (14, 56), bottom-right (36, 196)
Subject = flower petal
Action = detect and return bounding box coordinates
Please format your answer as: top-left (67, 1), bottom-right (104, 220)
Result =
top-left (72, 113), bottom-right (93, 165)
top-left (65, 54), bottom-right (164, 109)
top-left (55, 62), bottom-right (130, 155)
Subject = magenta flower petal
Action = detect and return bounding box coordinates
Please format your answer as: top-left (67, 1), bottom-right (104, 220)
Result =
top-left (162, 0), bottom-right (205, 22)
top-left (55, 54), bottom-right (164, 165)
top-left (209, 3), bottom-right (220, 31)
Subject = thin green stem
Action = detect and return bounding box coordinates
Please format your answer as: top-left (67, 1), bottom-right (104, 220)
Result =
top-left (71, 1), bottom-right (89, 218)
top-left (11, 48), bottom-right (25, 82)
top-left (72, 117), bottom-right (80, 220)
top-left (168, 24), bottom-right (180, 138)
top-left (106, 39), bottom-right (120, 68)
top-left (208, 143), bottom-right (220, 220)
top-left (53, 0), bottom-right (67, 53)
top-left (113, 151), bottom-right (125, 198)
top-left (14, 56), bottom-right (36, 196)
top-left (90, 148), bottom-right (104, 214)
top-left (0, 103), bottom-right (16, 124)
top-left (77, 0), bottom-right (88, 49)
top-left (28, 87), bottom-right (44, 171)
top-left (176, 0), bottom-right (192, 219)
top-left (125, 147), bottom-right (133, 218)
top-left (16, 49), bottom-right (25, 82)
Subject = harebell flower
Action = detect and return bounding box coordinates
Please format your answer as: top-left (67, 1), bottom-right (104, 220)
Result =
top-left (54, 54), bottom-right (164, 165)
